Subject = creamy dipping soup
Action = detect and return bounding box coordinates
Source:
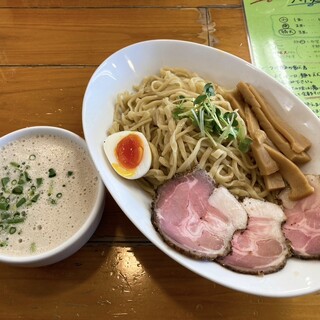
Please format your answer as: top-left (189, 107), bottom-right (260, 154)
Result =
top-left (0, 133), bottom-right (99, 256)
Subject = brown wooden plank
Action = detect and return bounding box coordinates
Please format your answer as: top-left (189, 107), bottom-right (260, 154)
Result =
top-left (0, 8), bottom-right (208, 65)
top-left (0, 243), bottom-right (319, 320)
top-left (210, 7), bottom-right (251, 62)
top-left (0, 67), bottom-right (91, 136)
top-left (95, 190), bottom-right (147, 240)
top-left (0, 7), bottom-right (249, 65)
top-left (0, 0), bottom-right (242, 8)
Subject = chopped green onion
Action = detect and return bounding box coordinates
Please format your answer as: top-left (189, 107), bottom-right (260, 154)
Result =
top-left (10, 162), bottom-right (20, 168)
top-left (6, 217), bottom-right (25, 224)
top-left (1, 212), bottom-right (10, 220)
top-left (9, 227), bottom-right (16, 234)
top-left (18, 177), bottom-right (25, 185)
top-left (31, 194), bottom-right (40, 203)
top-left (0, 196), bottom-right (6, 203)
top-left (47, 181), bottom-right (53, 196)
top-left (12, 185), bottom-right (23, 195)
top-left (24, 171), bottom-right (32, 182)
top-left (0, 202), bottom-right (9, 211)
top-left (0, 158), bottom-right (73, 246)
top-left (1, 177), bottom-right (10, 188)
top-left (36, 178), bottom-right (43, 187)
top-left (48, 168), bottom-right (56, 178)
top-left (30, 242), bottom-right (36, 253)
top-left (16, 197), bottom-right (26, 208)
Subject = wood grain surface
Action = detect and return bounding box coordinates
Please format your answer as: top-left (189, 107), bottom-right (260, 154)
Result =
top-left (0, 1), bottom-right (320, 319)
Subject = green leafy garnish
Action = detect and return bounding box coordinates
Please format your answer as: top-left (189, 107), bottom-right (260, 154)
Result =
top-left (172, 83), bottom-right (252, 152)
top-left (172, 104), bottom-right (185, 120)
top-left (239, 137), bottom-right (253, 153)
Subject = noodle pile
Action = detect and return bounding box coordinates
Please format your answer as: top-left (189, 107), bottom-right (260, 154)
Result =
top-left (108, 68), bottom-right (270, 200)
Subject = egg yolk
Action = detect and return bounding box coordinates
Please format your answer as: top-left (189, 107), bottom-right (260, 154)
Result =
top-left (115, 134), bottom-right (144, 170)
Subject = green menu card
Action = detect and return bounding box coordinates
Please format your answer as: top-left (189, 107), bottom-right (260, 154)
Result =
top-left (243, 0), bottom-right (320, 115)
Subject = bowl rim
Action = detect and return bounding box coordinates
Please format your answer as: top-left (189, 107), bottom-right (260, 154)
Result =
top-left (0, 126), bottom-right (105, 266)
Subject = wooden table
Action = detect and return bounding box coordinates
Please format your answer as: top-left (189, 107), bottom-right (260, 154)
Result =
top-left (1, 1), bottom-right (319, 319)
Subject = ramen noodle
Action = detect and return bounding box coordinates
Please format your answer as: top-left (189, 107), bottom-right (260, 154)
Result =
top-left (108, 68), bottom-right (270, 200)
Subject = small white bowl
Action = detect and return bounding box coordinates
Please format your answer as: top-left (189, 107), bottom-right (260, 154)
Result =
top-left (0, 126), bottom-right (105, 267)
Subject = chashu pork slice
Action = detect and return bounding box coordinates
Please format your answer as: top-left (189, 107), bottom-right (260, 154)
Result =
top-left (151, 169), bottom-right (248, 260)
top-left (218, 198), bottom-right (290, 275)
top-left (280, 174), bottom-right (320, 259)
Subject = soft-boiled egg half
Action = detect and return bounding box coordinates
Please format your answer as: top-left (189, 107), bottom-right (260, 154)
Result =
top-left (103, 131), bottom-right (152, 180)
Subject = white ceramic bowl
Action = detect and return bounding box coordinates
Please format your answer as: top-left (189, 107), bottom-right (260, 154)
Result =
top-left (0, 126), bottom-right (105, 267)
top-left (82, 40), bottom-right (320, 297)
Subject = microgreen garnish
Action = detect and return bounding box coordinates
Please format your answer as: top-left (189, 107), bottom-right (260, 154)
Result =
top-left (172, 83), bottom-right (252, 152)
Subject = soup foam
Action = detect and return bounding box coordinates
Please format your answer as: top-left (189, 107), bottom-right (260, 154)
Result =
top-left (0, 133), bottom-right (99, 257)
